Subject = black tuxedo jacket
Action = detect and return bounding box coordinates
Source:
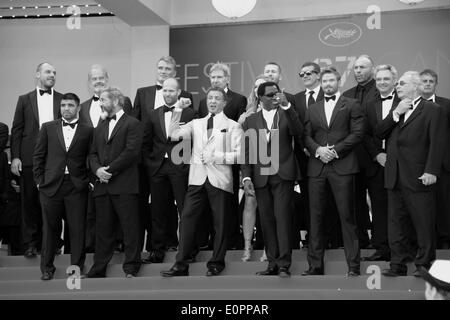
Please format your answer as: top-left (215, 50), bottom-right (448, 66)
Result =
top-left (198, 89), bottom-right (247, 122)
top-left (293, 88), bottom-right (324, 125)
top-left (0, 122), bottom-right (8, 152)
top-left (89, 113), bottom-right (143, 196)
top-left (33, 120), bottom-right (93, 197)
top-left (376, 99), bottom-right (446, 191)
top-left (362, 93), bottom-right (401, 177)
top-left (343, 79), bottom-right (379, 105)
top-left (241, 106), bottom-right (303, 188)
top-left (304, 95), bottom-right (365, 177)
top-left (142, 106), bottom-right (196, 177)
top-left (79, 96), bottom-right (133, 127)
top-left (11, 89), bottom-right (62, 166)
top-left (435, 96), bottom-right (450, 172)
top-left (133, 85), bottom-right (194, 122)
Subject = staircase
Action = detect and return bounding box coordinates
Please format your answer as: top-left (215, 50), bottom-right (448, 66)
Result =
top-left (1, 249), bottom-right (448, 299)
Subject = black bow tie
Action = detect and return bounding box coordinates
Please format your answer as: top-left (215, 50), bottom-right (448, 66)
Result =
top-left (156, 85), bottom-right (163, 90)
top-left (428, 98), bottom-right (433, 102)
top-left (107, 115), bottom-right (117, 121)
top-left (62, 120), bottom-right (78, 129)
top-left (325, 95), bottom-right (336, 102)
top-left (381, 95), bottom-right (393, 102)
top-left (39, 88), bottom-right (51, 96)
top-left (163, 105), bottom-right (175, 113)
top-left (92, 95), bottom-right (100, 101)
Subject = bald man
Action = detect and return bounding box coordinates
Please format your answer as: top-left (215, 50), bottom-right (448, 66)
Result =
top-left (11, 62), bottom-right (63, 258)
top-left (141, 78), bottom-right (196, 263)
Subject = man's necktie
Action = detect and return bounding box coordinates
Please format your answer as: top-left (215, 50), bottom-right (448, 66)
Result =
top-left (355, 85), bottom-right (365, 104)
top-left (325, 95), bottom-right (336, 102)
top-left (156, 85), bottom-right (163, 90)
top-left (207, 114), bottom-right (214, 138)
top-left (307, 91), bottom-right (315, 107)
top-left (163, 105), bottom-right (174, 113)
top-left (92, 95), bottom-right (100, 101)
top-left (108, 115), bottom-right (117, 121)
top-left (381, 95), bottom-right (393, 102)
top-left (39, 88), bottom-right (51, 96)
top-left (62, 120), bottom-right (78, 129)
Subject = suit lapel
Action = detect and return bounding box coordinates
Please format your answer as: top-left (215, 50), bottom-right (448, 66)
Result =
top-left (53, 92), bottom-right (60, 119)
top-left (30, 90), bottom-right (39, 124)
top-left (108, 115), bottom-right (126, 142)
top-left (316, 101), bottom-right (328, 128)
top-left (86, 99), bottom-right (94, 127)
top-left (375, 99), bottom-right (382, 122)
top-left (401, 100), bottom-right (424, 128)
top-left (329, 98), bottom-right (344, 128)
top-left (158, 107), bottom-right (167, 140)
top-left (257, 111), bottom-right (269, 143)
top-left (147, 87), bottom-right (157, 114)
top-left (68, 124), bottom-right (81, 151)
top-left (56, 121), bottom-right (66, 151)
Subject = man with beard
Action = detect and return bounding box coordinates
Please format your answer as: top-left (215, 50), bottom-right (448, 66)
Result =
top-left (87, 87), bottom-right (143, 278)
top-left (11, 62), bottom-right (62, 257)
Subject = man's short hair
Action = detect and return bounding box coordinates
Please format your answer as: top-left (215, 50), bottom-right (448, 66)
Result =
top-left (36, 62), bottom-right (53, 73)
top-left (265, 62), bottom-right (282, 74)
top-left (101, 87), bottom-right (125, 107)
top-left (403, 71), bottom-right (421, 86)
top-left (257, 81), bottom-right (280, 98)
top-left (374, 64), bottom-right (398, 81)
top-left (61, 93), bottom-right (80, 106)
top-left (206, 87), bottom-right (229, 103)
top-left (320, 67), bottom-right (341, 82)
top-left (209, 62), bottom-right (231, 78)
top-left (88, 64), bottom-right (109, 80)
top-left (158, 56), bottom-right (177, 68)
top-left (420, 69), bottom-right (438, 84)
top-left (301, 62), bottom-right (321, 74)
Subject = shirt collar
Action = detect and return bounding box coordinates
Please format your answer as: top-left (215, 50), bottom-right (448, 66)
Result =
top-left (36, 86), bottom-right (53, 94)
top-left (62, 117), bottom-right (79, 124)
top-left (412, 96), bottom-right (422, 108)
top-left (380, 90), bottom-right (395, 99)
top-left (306, 85), bottom-right (321, 95)
top-left (428, 94), bottom-right (436, 103)
top-left (262, 107), bottom-right (277, 116)
top-left (112, 109), bottom-right (125, 121)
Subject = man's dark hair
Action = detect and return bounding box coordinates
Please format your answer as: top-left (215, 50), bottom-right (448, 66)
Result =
top-left (420, 69), bottom-right (438, 84)
top-left (61, 93), bottom-right (80, 106)
top-left (320, 67), bottom-right (341, 82)
top-left (301, 62), bottom-right (321, 74)
top-left (257, 81), bottom-right (280, 98)
top-left (206, 87), bottom-right (230, 103)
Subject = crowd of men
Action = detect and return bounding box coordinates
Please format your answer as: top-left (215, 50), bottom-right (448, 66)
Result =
top-left (0, 54), bottom-right (449, 281)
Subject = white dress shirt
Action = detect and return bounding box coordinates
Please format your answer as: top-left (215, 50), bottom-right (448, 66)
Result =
top-left (305, 85), bottom-right (321, 107)
top-left (427, 94), bottom-right (436, 103)
top-left (108, 109), bottom-right (125, 139)
top-left (62, 118), bottom-right (78, 174)
top-left (380, 91), bottom-right (395, 149)
top-left (154, 83), bottom-right (165, 110)
top-left (404, 96), bottom-right (422, 122)
top-left (164, 105), bottom-right (176, 158)
top-left (36, 87), bottom-right (55, 129)
top-left (89, 96), bottom-right (102, 128)
top-left (324, 92), bottom-right (341, 126)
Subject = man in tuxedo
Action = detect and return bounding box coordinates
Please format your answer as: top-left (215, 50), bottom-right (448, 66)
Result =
top-left (343, 55), bottom-right (379, 249)
top-left (33, 93), bottom-right (93, 280)
top-left (133, 56), bottom-right (192, 252)
top-left (361, 64), bottom-right (401, 261)
top-left (293, 62), bottom-right (324, 249)
top-left (11, 62), bottom-right (63, 257)
top-left (142, 78), bottom-right (196, 263)
top-left (242, 81), bottom-right (303, 278)
top-left (197, 63), bottom-right (247, 251)
top-left (377, 71), bottom-right (446, 277)
top-left (302, 67), bottom-right (364, 277)
top-left (87, 87), bottom-right (143, 278)
top-left (263, 62), bottom-right (296, 106)
top-left (419, 69), bottom-right (450, 249)
top-left (79, 64), bottom-right (132, 253)
top-left (161, 87), bottom-right (243, 277)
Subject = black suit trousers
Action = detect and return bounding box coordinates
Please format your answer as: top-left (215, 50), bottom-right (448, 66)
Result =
top-left (436, 170), bottom-right (450, 245)
top-left (308, 165), bottom-right (360, 270)
top-left (40, 177), bottom-right (87, 274)
top-left (20, 166), bottom-right (42, 248)
top-left (150, 159), bottom-right (188, 253)
top-left (388, 186), bottom-right (436, 270)
top-left (176, 179), bottom-right (231, 271)
top-left (255, 174), bottom-right (294, 269)
top-left (89, 193), bottom-right (141, 276)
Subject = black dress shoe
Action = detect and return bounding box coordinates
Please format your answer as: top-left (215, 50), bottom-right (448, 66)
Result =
top-left (167, 246), bottom-right (177, 252)
top-left (41, 272), bottom-right (54, 281)
top-left (24, 247), bottom-right (37, 258)
top-left (142, 251), bottom-right (164, 264)
top-left (382, 268), bottom-right (407, 277)
top-left (278, 267), bottom-right (291, 278)
top-left (413, 268), bottom-right (423, 277)
top-left (126, 273), bottom-right (136, 278)
top-left (361, 251), bottom-right (390, 261)
top-left (347, 269), bottom-right (360, 277)
top-left (206, 267), bottom-right (222, 277)
top-left (86, 272), bottom-right (106, 278)
top-left (161, 266), bottom-right (188, 277)
top-left (256, 267), bottom-right (278, 276)
top-left (301, 267), bottom-right (324, 276)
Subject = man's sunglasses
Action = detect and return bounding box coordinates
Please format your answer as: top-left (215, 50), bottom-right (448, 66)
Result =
top-left (299, 71), bottom-right (317, 78)
top-left (263, 92), bottom-right (278, 98)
